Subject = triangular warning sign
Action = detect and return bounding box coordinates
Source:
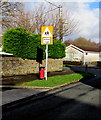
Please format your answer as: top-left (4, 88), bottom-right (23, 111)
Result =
top-left (42, 27), bottom-right (52, 37)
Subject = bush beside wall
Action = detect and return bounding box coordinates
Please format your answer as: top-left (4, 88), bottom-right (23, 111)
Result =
top-left (3, 27), bottom-right (66, 59)
top-left (2, 28), bottom-right (30, 58)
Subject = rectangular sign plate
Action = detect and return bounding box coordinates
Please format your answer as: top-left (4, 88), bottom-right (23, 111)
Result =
top-left (41, 26), bottom-right (53, 45)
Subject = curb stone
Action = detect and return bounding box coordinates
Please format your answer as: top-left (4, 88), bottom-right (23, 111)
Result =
top-left (2, 79), bottom-right (80, 91)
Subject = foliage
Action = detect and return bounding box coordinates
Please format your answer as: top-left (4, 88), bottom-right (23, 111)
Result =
top-left (29, 34), bottom-right (46, 59)
top-left (2, 27), bottom-right (30, 58)
top-left (49, 40), bottom-right (66, 59)
top-left (73, 37), bottom-right (96, 46)
top-left (1, 1), bottom-right (23, 30)
top-left (3, 27), bottom-right (66, 59)
top-left (64, 37), bottom-right (100, 52)
top-left (1, 1), bottom-right (77, 41)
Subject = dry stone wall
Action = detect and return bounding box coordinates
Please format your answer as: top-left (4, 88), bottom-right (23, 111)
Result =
top-left (0, 57), bottom-right (63, 76)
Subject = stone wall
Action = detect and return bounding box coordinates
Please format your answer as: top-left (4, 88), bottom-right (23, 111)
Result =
top-left (0, 57), bottom-right (63, 76)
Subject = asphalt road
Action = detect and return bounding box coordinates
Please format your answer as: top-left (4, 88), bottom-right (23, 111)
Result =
top-left (2, 67), bottom-right (101, 120)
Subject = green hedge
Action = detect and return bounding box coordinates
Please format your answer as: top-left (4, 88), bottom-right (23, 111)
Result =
top-left (29, 34), bottom-right (46, 59)
top-left (49, 41), bottom-right (66, 59)
top-left (3, 27), bottom-right (66, 59)
top-left (2, 27), bottom-right (30, 58)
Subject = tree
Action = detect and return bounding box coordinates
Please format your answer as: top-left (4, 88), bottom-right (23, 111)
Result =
top-left (73, 37), bottom-right (98, 49)
top-left (35, 4), bottom-right (78, 41)
top-left (15, 4), bottom-right (47, 34)
top-left (1, 2), bottom-right (78, 42)
top-left (64, 39), bottom-right (73, 46)
top-left (64, 37), bottom-right (100, 52)
top-left (0, 1), bottom-right (24, 31)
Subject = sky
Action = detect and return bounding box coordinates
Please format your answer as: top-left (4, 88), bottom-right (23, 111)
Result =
top-left (3, 0), bottom-right (100, 43)
top-left (62, 1), bottom-right (99, 43)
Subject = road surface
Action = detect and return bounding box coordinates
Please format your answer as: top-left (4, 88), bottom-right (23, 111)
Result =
top-left (2, 67), bottom-right (101, 120)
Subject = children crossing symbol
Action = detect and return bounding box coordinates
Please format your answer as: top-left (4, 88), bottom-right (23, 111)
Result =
top-left (45, 31), bottom-right (49, 35)
top-left (42, 27), bottom-right (52, 37)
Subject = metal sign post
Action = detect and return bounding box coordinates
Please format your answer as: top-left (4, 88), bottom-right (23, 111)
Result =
top-left (41, 26), bottom-right (53, 80)
top-left (45, 45), bottom-right (48, 80)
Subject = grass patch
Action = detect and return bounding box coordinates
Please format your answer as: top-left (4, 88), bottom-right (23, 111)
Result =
top-left (20, 73), bottom-right (87, 87)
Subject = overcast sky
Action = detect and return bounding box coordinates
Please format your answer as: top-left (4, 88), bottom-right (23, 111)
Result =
top-left (4, 0), bottom-right (100, 43)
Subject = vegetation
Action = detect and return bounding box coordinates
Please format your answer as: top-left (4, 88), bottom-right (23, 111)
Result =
top-left (2, 28), bottom-right (30, 59)
top-left (20, 73), bottom-right (84, 87)
top-left (1, 1), bottom-right (78, 41)
top-left (49, 40), bottom-right (66, 59)
top-left (2, 27), bottom-right (66, 59)
top-left (0, 1), bottom-right (23, 30)
top-left (64, 37), bottom-right (101, 52)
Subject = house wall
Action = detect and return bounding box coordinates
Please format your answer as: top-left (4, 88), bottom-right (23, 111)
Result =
top-left (0, 57), bottom-right (63, 76)
top-left (99, 52), bottom-right (101, 61)
top-left (64, 46), bottom-right (99, 63)
top-left (64, 47), bottom-right (84, 61)
top-left (85, 52), bottom-right (99, 63)
top-left (0, 47), bottom-right (2, 52)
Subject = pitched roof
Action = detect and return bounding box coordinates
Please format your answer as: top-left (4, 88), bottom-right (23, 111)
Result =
top-left (66, 44), bottom-right (85, 53)
top-left (66, 44), bottom-right (100, 53)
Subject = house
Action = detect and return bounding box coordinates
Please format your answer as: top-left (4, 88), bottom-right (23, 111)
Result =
top-left (64, 44), bottom-right (100, 64)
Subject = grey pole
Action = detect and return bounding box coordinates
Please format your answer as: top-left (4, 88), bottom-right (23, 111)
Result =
top-left (44, 0), bottom-right (62, 41)
top-left (45, 45), bottom-right (48, 80)
top-left (59, 5), bottom-right (62, 41)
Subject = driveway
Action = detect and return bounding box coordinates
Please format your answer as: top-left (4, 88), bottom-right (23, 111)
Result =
top-left (69, 66), bottom-right (101, 77)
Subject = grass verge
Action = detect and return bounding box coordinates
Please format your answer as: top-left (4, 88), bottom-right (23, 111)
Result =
top-left (20, 73), bottom-right (91, 87)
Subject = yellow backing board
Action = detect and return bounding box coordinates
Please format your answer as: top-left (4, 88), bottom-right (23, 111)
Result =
top-left (41, 26), bottom-right (53, 45)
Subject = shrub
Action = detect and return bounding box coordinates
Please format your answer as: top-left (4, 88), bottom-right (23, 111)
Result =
top-left (3, 27), bottom-right (66, 59)
top-left (28, 34), bottom-right (45, 59)
top-left (2, 27), bottom-right (30, 58)
top-left (48, 40), bottom-right (66, 59)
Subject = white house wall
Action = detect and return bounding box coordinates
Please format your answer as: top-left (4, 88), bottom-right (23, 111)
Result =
top-left (64, 47), bottom-right (84, 61)
top-left (85, 52), bottom-right (99, 62)
top-left (99, 52), bottom-right (101, 61)
top-left (64, 45), bottom-right (100, 63)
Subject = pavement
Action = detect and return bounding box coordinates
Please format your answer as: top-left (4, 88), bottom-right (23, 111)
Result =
top-left (1, 88), bottom-right (48, 106)
top-left (1, 66), bottom-right (101, 110)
